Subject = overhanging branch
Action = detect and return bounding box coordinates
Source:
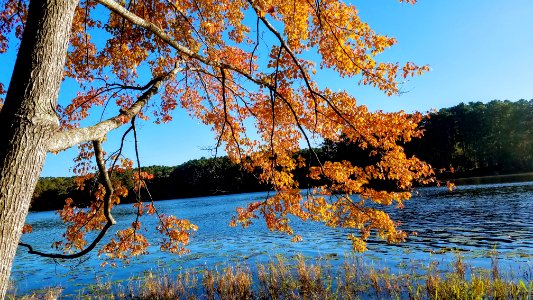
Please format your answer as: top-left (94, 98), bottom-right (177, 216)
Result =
top-left (48, 65), bottom-right (182, 153)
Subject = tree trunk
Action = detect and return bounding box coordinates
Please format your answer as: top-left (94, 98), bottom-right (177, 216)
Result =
top-left (0, 1), bottom-right (78, 298)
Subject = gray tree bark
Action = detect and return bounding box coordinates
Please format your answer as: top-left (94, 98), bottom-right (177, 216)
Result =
top-left (0, 0), bottom-right (79, 298)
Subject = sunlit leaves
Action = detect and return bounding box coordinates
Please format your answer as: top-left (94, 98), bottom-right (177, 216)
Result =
top-left (99, 227), bottom-right (149, 259)
top-left (1, 0), bottom-right (433, 257)
top-left (157, 215), bottom-right (198, 254)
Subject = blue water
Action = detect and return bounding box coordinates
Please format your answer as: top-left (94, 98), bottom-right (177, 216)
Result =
top-left (11, 182), bottom-right (533, 296)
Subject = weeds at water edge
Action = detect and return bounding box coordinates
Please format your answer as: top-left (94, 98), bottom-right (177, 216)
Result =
top-left (8, 254), bottom-right (533, 299)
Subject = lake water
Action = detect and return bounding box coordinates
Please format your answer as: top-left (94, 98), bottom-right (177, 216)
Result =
top-left (10, 182), bottom-right (533, 296)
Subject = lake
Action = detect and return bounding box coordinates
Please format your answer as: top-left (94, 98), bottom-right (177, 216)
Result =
top-left (10, 182), bottom-right (533, 296)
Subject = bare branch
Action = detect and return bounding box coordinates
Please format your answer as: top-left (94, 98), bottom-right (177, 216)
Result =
top-left (94, 140), bottom-right (116, 226)
top-left (220, 68), bottom-right (244, 162)
top-left (48, 65), bottom-right (182, 153)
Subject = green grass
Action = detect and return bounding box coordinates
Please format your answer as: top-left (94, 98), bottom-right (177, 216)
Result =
top-left (8, 254), bottom-right (533, 299)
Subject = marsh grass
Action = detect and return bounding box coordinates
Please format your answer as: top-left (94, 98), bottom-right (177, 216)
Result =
top-left (8, 254), bottom-right (533, 299)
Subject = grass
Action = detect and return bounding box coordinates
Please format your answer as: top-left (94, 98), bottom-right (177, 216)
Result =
top-left (7, 254), bottom-right (533, 299)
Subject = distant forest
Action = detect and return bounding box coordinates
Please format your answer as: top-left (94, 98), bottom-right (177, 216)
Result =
top-left (408, 99), bottom-right (533, 176)
top-left (31, 99), bottom-right (533, 211)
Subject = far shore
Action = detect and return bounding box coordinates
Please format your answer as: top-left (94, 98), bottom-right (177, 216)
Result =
top-left (29, 171), bottom-right (533, 213)
top-left (446, 172), bottom-right (533, 186)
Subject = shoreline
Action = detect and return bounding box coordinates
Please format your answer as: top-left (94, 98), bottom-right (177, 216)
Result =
top-left (444, 172), bottom-right (533, 186)
top-left (29, 174), bottom-right (533, 213)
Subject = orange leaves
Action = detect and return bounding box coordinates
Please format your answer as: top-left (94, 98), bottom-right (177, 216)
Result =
top-left (304, 0), bottom-right (428, 95)
top-left (57, 193), bottom-right (108, 252)
top-left (275, 0), bottom-right (312, 51)
top-left (50, 0), bottom-right (428, 149)
top-left (223, 81), bottom-right (433, 252)
top-left (100, 228), bottom-right (149, 259)
top-left (228, 95), bottom-right (434, 250)
top-left (446, 181), bottom-right (456, 192)
top-left (157, 215), bottom-right (198, 254)
top-left (65, 0), bottom-right (100, 81)
top-left (131, 221), bottom-right (141, 230)
top-left (145, 203), bottom-right (157, 215)
top-left (402, 62), bottom-right (430, 79)
top-left (230, 201), bottom-right (260, 228)
top-left (291, 235), bottom-right (302, 242)
top-left (347, 234), bottom-right (367, 252)
top-left (133, 171), bottom-right (154, 191)
top-left (53, 138), bottom-right (200, 260)
top-left (95, 203), bottom-right (198, 258)
top-left (310, 161), bottom-right (366, 194)
top-left (21, 224), bottom-right (33, 234)
top-left (232, 190), bottom-right (310, 237)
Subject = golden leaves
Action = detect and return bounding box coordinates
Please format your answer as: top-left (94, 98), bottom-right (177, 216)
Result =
top-left (157, 215), bottom-right (198, 254)
top-left (99, 228), bottom-right (149, 259)
top-left (9, 0), bottom-right (433, 257)
top-left (230, 201), bottom-right (260, 228)
top-left (54, 170), bottom-right (198, 259)
top-left (291, 234), bottom-right (302, 242)
top-left (348, 234), bottom-right (367, 252)
top-left (446, 181), bottom-right (456, 192)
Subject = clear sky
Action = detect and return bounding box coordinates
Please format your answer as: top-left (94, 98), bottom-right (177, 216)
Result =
top-left (2, 1), bottom-right (532, 177)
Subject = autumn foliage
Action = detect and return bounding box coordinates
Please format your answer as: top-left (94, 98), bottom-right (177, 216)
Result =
top-left (1, 0), bottom-right (433, 258)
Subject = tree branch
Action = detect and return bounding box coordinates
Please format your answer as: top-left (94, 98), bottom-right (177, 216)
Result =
top-left (48, 65), bottom-right (181, 153)
top-left (18, 140), bottom-right (115, 259)
top-left (95, 0), bottom-right (258, 82)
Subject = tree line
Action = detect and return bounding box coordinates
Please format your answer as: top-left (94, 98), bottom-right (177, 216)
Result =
top-left (31, 99), bottom-right (533, 212)
top-left (31, 158), bottom-right (267, 211)
top-left (407, 99), bottom-right (533, 178)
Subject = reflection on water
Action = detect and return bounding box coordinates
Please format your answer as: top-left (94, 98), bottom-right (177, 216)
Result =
top-left (11, 182), bottom-right (533, 296)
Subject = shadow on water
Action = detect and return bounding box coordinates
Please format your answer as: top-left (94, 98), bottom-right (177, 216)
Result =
top-left (11, 183), bottom-right (533, 296)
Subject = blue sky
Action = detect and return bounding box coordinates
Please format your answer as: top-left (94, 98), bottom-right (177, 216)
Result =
top-left (350, 0), bottom-right (533, 112)
top-left (2, 1), bottom-right (532, 177)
